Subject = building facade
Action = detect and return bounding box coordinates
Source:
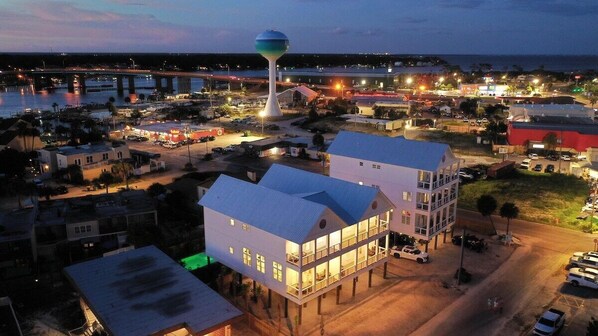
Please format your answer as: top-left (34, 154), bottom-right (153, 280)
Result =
top-left (327, 131), bottom-right (460, 244)
top-left (200, 164), bottom-right (393, 309)
top-left (53, 142), bottom-right (130, 180)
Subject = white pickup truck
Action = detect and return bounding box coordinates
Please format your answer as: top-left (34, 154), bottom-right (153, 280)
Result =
top-left (390, 245), bottom-right (429, 264)
top-left (533, 308), bottom-right (565, 336)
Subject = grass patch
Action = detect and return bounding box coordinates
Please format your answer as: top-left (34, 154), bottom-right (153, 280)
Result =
top-left (414, 130), bottom-right (493, 156)
top-left (458, 170), bottom-right (589, 230)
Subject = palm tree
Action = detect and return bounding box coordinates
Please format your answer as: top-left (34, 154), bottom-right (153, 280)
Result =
top-left (543, 132), bottom-right (559, 152)
top-left (124, 97), bottom-right (131, 105)
top-left (477, 194), bottom-right (498, 235)
top-left (138, 93), bottom-right (145, 102)
top-left (107, 102), bottom-right (118, 130)
top-left (499, 202), bottom-right (519, 236)
top-left (97, 171), bottom-right (115, 194)
top-left (112, 161), bottom-right (134, 190)
top-left (590, 96), bottom-right (597, 108)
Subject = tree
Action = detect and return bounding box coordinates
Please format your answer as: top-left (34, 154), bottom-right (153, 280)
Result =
top-left (124, 96), bottom-right (131, 105)
top-left (477, 194), bottom-right (498, 235)
top-left (138, 93), bottom-right (146, 101)
top-left (499, 202), bottom-right (519, 236)
top-left (312, 133), bottom-right (324, 148)
top-left (543, 132), bottom-right (559, 152)
top-left (108, 96), bottom-right (116, 103)
top-left (97, 171), bottom-right (115, 194)
top-left (147, 183), bottom-right (166, 197)
top-left (0, 148), bottom-right (27, 178)
top-left (52, 102), bottom-right (59, 113)
top-left (308, 106), bottom-right (319, 121)
top-left (589, 96), bottom-right (597, 108)
top-left (107, 102), bottom-right (118, 129)
top-left (83, 118), bottom-right (96, 131)
top-left (8, 178), bottom-right (35, 209)
top-left (55, 125), bottom-right (69, 137)
top-left (111, 161), bottom-right (134, 190)
top-left (66, 164), bottom-right (84, 184)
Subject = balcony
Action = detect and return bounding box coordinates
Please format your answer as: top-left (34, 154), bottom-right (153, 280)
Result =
top-left (329, 243), bottom-right (341, 255)
top-left (340, 264), bottom-right (356, 277)
top-left (302, 253), bottom-right (315, 266)
top-left (417, 182), bottom-right (430, 190)
top-left (315, 247), bottom-right (328, 260)
top-left (379, 221), bottom-right (389, 231)
top-left (416, 202), bottom-right (429, 211)
top-left (357, 231), bottom-right (368, 242)
top-left (341, 236), bottom-right (357, 249)
top-left (369, 226), bottom-right (379, 236)
top-left (286, 253), bottom-right (300, 266)
top-left (287, 284), bottom-right (299, 297)
top-left (357, 259), bottom-right (368, 271)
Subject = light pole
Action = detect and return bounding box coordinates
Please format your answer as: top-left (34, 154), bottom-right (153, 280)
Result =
top-left (226, 64), bottom-right (231, 92)
top-left (185, 125), bottom-right (192, 167)
top-left (130, 58), bottom-right (136, 69)
top-left (336, 83), bottom-right (344, 99)
top-left (259, 110), bottom-right (266, 136)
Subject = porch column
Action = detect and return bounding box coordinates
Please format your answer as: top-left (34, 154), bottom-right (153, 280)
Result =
top-left (368, 269), bottom-right (373, 288)
top-left (317, 295), bottom-right (322, 315)
top-left (284, 298), bottom-right (288, 318)
top-left (434, 235), bottom-right (438, 250)
top-left (335, 285), bottom-right (341, 305)
top-left (383, 261), bottom-right (388, 279)
top-left (268, 289), bottom-right (272, 309)
top-left (298, 303), bottom-right (302, 325)
top-left (443, 229), bottom-right (447, 243)
top-left (352, 277), bottom-right (357, 297)
top-left (116, 75), bottom-right (124, 95)
top-left (424, 241), bottom-right (429, 253)
top-left (451, 229), bottom-right (454, 238)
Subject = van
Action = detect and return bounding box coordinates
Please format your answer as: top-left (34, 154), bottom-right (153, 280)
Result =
top-left (520, 159), bottom-right (531, 170)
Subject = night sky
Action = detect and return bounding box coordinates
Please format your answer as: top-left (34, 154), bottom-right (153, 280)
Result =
top-left (1, 0), bottom-right (597, 54)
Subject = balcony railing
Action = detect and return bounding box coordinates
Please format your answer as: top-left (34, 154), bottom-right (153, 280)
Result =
top-left (315, 247), bottom-right (328, 260)
top-left (286, 253), bottom-right (299, 266)
top-left (302, 253), bottom-right (315, 266)
top-left (380, 221), bottom-right (389, 231)
top-left (357, 231), bottom-right (368, 242)
top-left (329, 243), bottom-right (341, 255)
top-left (416, 203), bottom-right (429, 210)
top-left (329, 273), bottom-right (340, 284)
top-left (369, 227), bottom-right (379, 236)
top-left (417, 182), bottom-right (430, 190)
top-left (287, 284), bottom-right (299, 297)
top-left (357, 259), bottom-right (368, 271)
top-left (341, 236), bottom-right (357, 249)
top-left (340, 264), bottom-right (356, 277)
top-left (315, 278), bottom-right (327, 292)
top-left (415, 227), bottom-right (427, 235)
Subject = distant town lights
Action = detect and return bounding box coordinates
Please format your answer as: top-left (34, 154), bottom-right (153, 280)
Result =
top-left (406, 77), bottom-right (413, 85)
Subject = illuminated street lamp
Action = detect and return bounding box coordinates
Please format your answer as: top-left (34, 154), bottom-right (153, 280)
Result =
top-left (335, 83), bottom-right (344, 99)
top-left (406, 77), bottom-right (413, 85)
top-left (258, 110), bottom-right (266, 136)
top-left (439, 77), bottom-right (445, 83)
top-left (130, 58), bottom-right (135, 69)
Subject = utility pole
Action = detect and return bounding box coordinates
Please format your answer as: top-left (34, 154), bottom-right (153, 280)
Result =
top-left (457, 228), bottom-right (466, 286)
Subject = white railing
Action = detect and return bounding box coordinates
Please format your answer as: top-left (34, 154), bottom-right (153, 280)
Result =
top-left (286, 253), bottom-right (299, 266)
top-left (357, 231), bottom-right (368, 242)
top-left (341, 236), bottom-right (357, 249)
top-left (287, 284), bottom-right (299, 297)
top-left (315, 247), bottom-right (328, 260)
top-left (302, 253), bottom-right (315, 266)
top-left (329, 243), bottom-right (341, 255)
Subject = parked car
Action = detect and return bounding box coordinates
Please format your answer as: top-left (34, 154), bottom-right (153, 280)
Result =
top-left (561, 154), bottom-right (571, 161)
top-left (569, 255), bottom-right (598, 268)
top-left (576, 266), bottom-right (598, 277)
top-left (533, 164), bottom-right (543, 172)
top-left (199, 136), bottom-right (209, 142)
top-left (545, 164), bottom-right (555, 173)
top-left (566, 268), bottom-right (598, 289)
top-left (572, 251), bottom-right (598, 259)
top-left (532, 308), bottom-right (566, 336)
top-left (520, 159), bottom-right (531, 169)
top-left (212, 147), bottom-right (224, 153)
top-left (546, 154), bottom-right (559, 161)
top-left (528, 153), bottom-right (539, 160)
top-left (452, 234), bottom-right (487, 252)
top-left (162, 142), bottom-right (179, 149)
top-left (576, 154), bottom-right (587, 161)
top-left (126, 135), bottom-right (140, 141)
top-left (208, 136), bottom-right (216, 141)
top-left (224, 145), bottom-right (237, 152)
top-left (390, 245), bottom-right (429, 263)
top-left (153, 139), bottom-right (165, 145)
top-left (52, 186), bottom-right (68, 195)
top-left (458, 171), bottom-right (474, 180)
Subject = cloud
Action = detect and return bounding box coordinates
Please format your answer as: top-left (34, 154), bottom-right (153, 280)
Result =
top-left (437, 0), bottom-right (485, 9)
top-left (402, 17), bottom-right (428, 24)
top-left (505, 0), bottom-right (598, 16)
top-left (330, 27), bottom-right (349, 35)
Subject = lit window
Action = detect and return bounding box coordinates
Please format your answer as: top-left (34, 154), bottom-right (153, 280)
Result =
top-left (402, 192), bottom-right (412, 202)
top-left (401, 210), bottom-right (411, 225)
top-left (256, 254), bottom-right (265, 273)
top-left (230, 219), bottom-right (235, 226)
top-left (229, 247), bottom-right (234, 254)
top-left (272, 262), bottom-right (282, 282)
top-left (242, 223), bottom-right (249, 231)
top-left (74, 227), bottom-right (80, 234)
top-left (243, 248), bottom-right (252, 266)
top-left (359, 181), bottom-right (363, 185)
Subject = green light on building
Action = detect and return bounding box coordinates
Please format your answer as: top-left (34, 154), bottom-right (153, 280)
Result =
top-left (180, 252), bottom-right (215, 271)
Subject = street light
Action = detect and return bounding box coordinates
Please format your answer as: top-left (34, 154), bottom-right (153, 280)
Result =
top-left (335, 83), bottom-right (344, 99)
top-left (184, 125), bottom-right (192, 168)
top-left (258, 110), bottom-right (266, 136)
top-left (130, 58), bottom-right (135, 69)
top-left (406, 77), bottom-right (413, 86)
top-left (226, 64), bottom-right (231, 92)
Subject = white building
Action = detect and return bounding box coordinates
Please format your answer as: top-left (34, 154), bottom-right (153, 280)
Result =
top-left (54, 142), bottom-right (130, 180)
top-left (327, 131), bottom-right (460, 245)
top-left (508, 104), bottom-right (594, 122)
top-left (200, 164), bottom-right (393, 316)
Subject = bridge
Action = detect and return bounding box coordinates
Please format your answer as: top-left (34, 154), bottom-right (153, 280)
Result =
top-left (5, 68), bottom-right (301, 94)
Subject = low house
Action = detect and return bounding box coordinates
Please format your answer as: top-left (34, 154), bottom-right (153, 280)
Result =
top-left (200, 164), bottom-right (393, 322)
top-left (276, 85), bottom-right (319, 107)
top-left (64, 246), bottom-right (243, 336)
top-left (0, 118), bottom-right (43, 152)
top-left (53, 142), bottom-right (131, 181)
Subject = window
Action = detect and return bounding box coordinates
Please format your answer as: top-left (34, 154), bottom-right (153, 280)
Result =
top-left (273, 262), bottom-right (282, 282)
top-left (256, 254), bottom-right (265, 273)
top-left (102, 153), bottom-right (109, 160)
top-left (358, 181), bottom-right (363, 186)
top-left (74, 227), bottom-right (80, 234)
top-left (242, 223), bottom-right (249, 231)
top-left (86, 225), bottom-right (91, 232)
top-left (243, 248), bottom-right (251, 266)
top-left (74, 158), bottom-right (81, 166)
top-left (401, 210), bottom-right (411, 225)
top-left (230, 219), bottom-right (235, 226)
top-left (371, 164), bottom-right (380, 169)
top-left (359, 162), bottom-right (363, 166)
top-left (117, 151), bottom-right (123, 159)
top-left (229, 247), bottom-right (234, 254)
top-left (86, 156), bottom-right (93, 164)
top-left (402, 192), bottom-right (412, 202)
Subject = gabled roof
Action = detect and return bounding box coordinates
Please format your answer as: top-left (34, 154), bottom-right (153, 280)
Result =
top-left (199, 175), bottom-right (328, 243)
top-left (64, 246), bottom-right (242, 336)
top-left (327, 131), bottom-right (455, 171)
top-left (200, 165), bottom-right (390, 243)
top-left (258, 164), bottom-right (382, 225)
top-left (0, 130), bottom-right (17, 146)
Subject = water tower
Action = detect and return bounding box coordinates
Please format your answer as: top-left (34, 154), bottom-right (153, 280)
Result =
top-left (255, 30), bottom-right (289, 117)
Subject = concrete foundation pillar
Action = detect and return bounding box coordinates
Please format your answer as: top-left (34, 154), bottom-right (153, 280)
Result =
top-left (434, 235), bottom-right (438, 250)
top-left (284, 298), bottom-right (288, 318)
top-left (317, 295), bottom-right (322, 315)
top-left (33, 76), bottom-right (44, 92)
top-left (383, 261), bottom-right (388, 279)
top-left (298, 304), bottom-right (302, 325)
top-left (425, 242), bottom-right (429, 253)
top-left (166, 77), bottom-right (174, 93)
top-left (352, 277), bottom-right (357, 297)
top-left (116, 76), bottom-right (124, 95)
top-left (79, 75), bottom-right (86, 94)
top-left (443, 230), bottom-right (447, 243)
top-left (336, 285), bottom-right (341, 305)
top-left (67, 74), bottom-right (75, 93)
top-left (128, 76), bottom-right (136, 94)
top-left (368, 269), bottom-right (373, 288)
top-left (177, 76), bottom-right (191, 94)
top-left (451, 229), bottom-right (455, 238)
top-left (267, 289), bottom-right (272, 309)
top-left (154, 76), bottom-right (163, 91)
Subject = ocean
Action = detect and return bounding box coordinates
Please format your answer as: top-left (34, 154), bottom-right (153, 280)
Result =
top-left (438, 54), bottom-right (598, 72)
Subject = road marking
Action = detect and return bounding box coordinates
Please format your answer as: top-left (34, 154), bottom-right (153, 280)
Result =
top-left (556, 294), bottom-right (584, 308)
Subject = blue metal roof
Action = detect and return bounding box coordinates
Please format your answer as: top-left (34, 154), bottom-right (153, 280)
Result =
top-left (64, 246), bottom-right (241, 336)
top-left (327, 131), bottom-right (455, 171)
